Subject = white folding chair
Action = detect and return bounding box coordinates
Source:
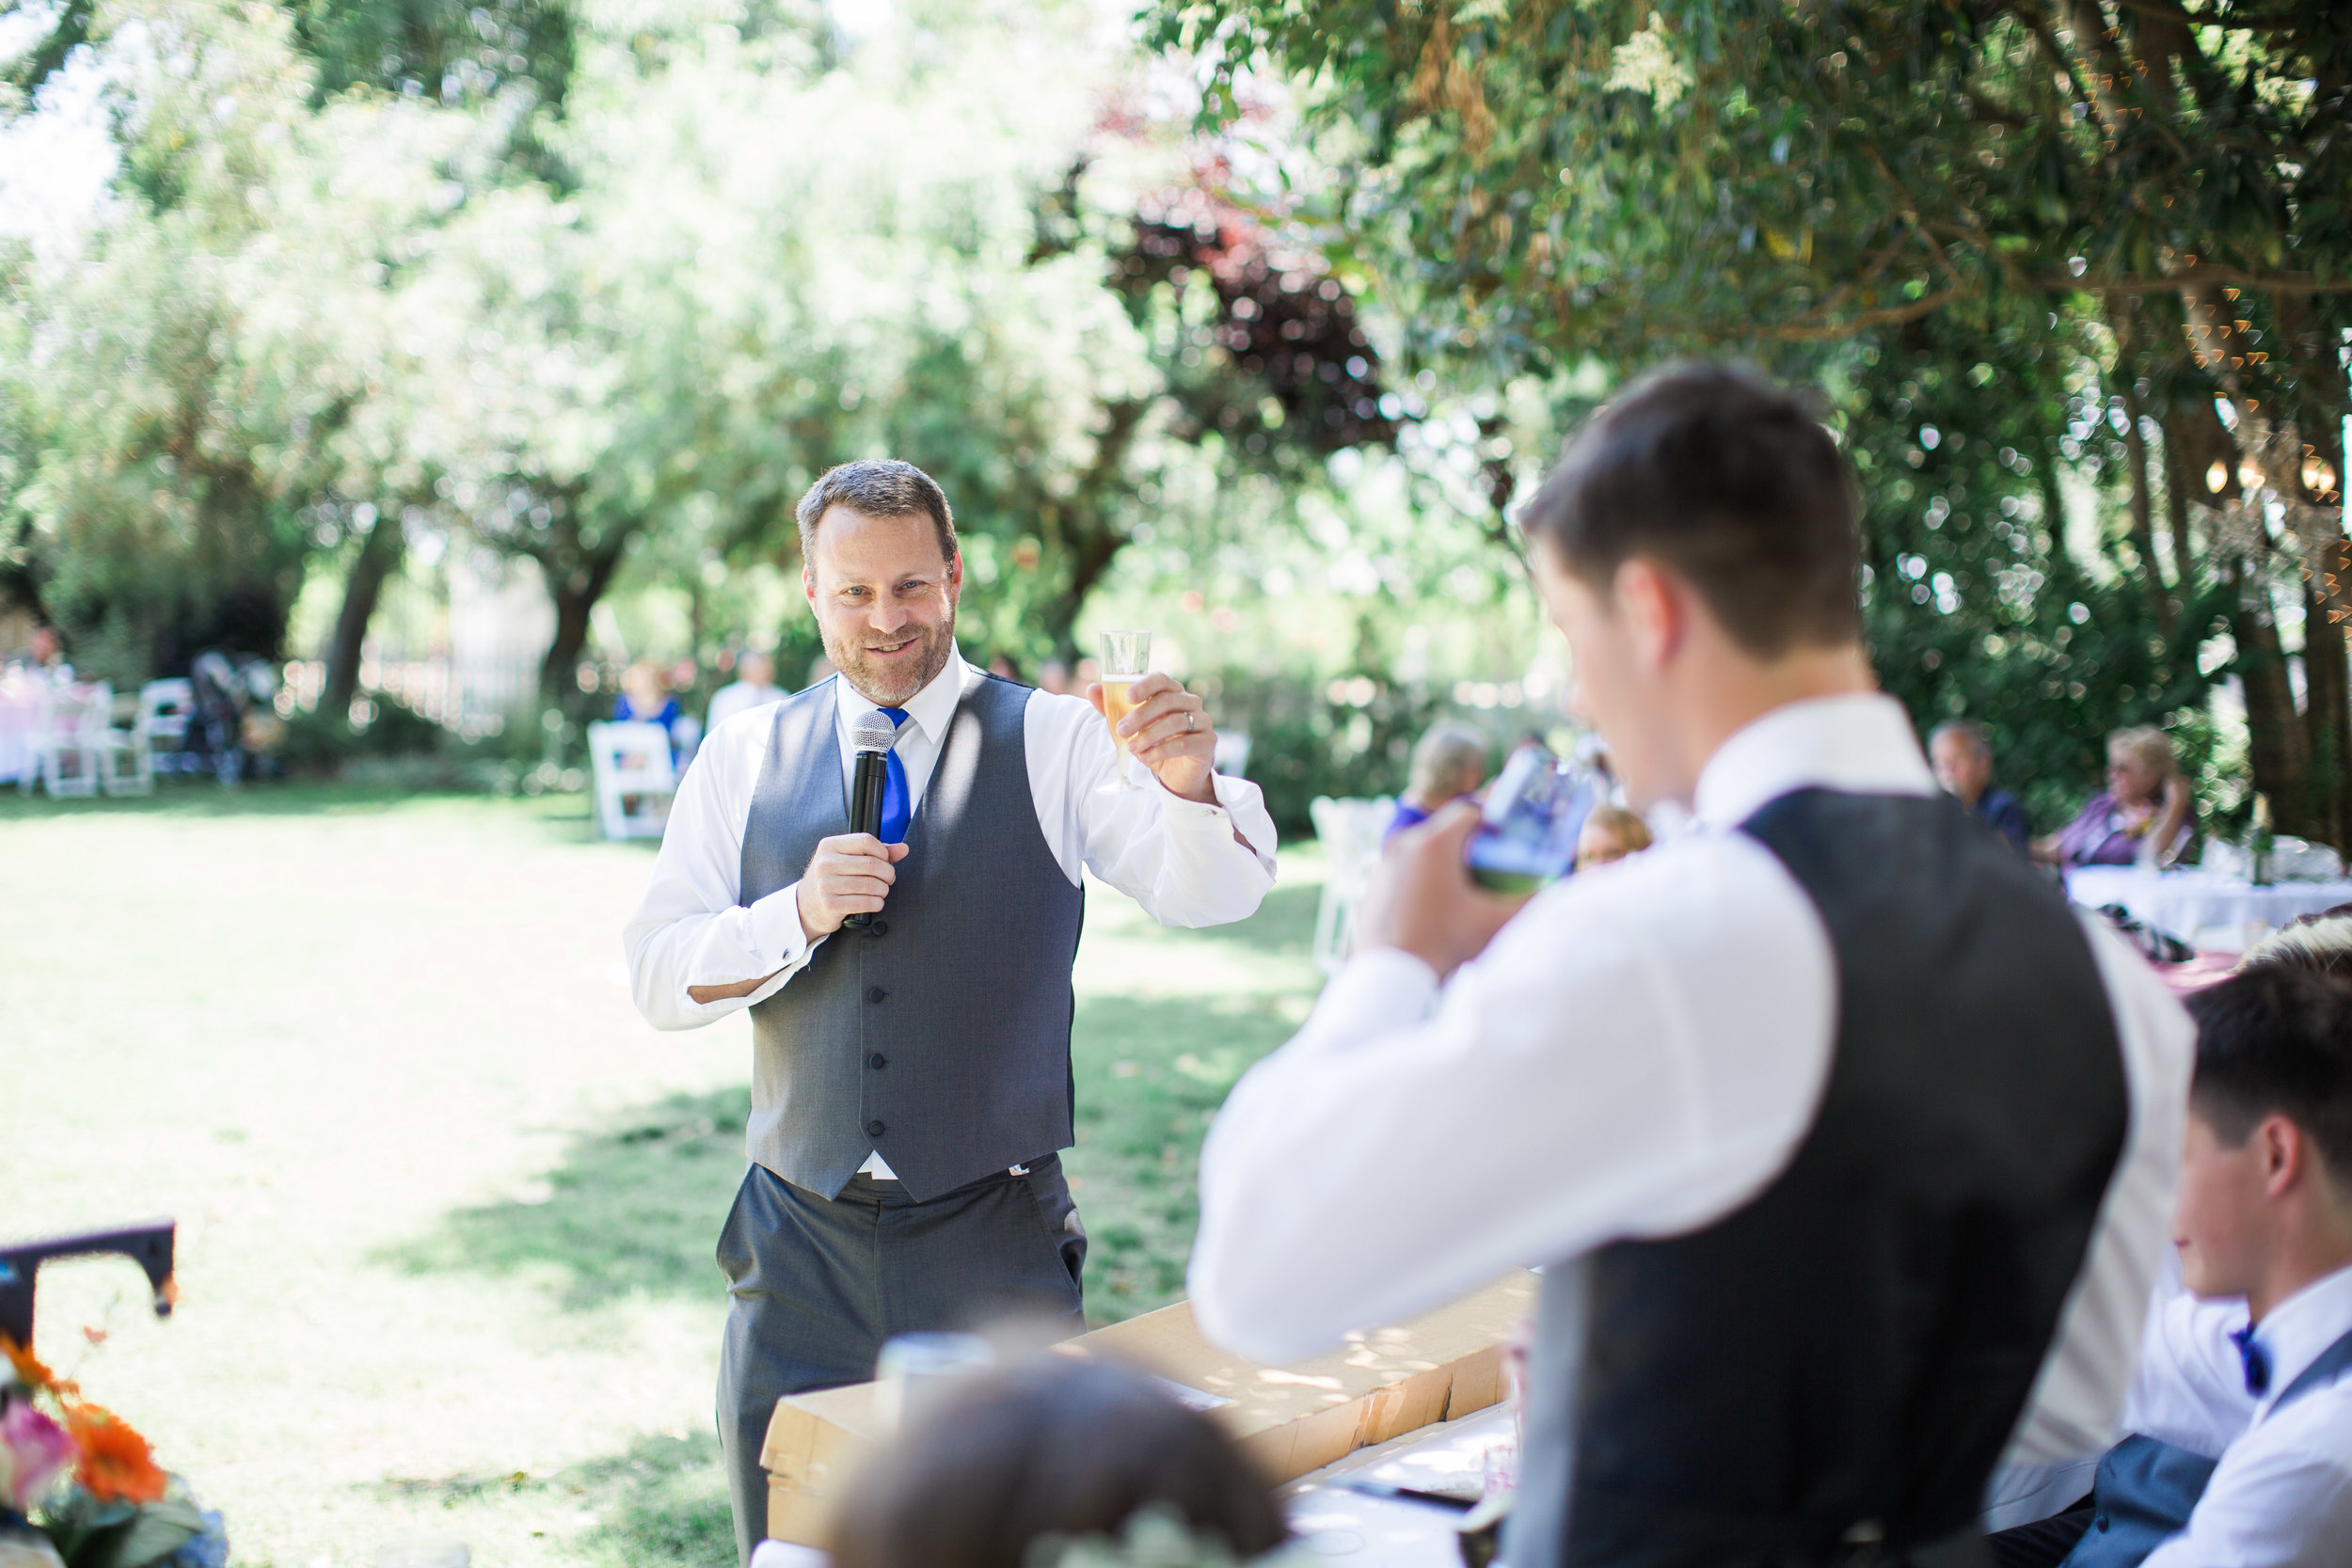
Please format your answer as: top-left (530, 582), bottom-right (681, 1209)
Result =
top-left (23, 681), bottom-right (111, 798)
top-left (588, 720), bottom-right (678, 839)
top-left (1212, 730), bottom-right (1252, 778)
top-left (135, 679), bottom-right (195, 777)
top-left (97, 681), bottom-right (174, 796)
top-left (1309, 795), bottom-right (1398, 974)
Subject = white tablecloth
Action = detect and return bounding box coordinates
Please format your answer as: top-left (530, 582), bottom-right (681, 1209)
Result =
top-left (2066, 865), bottom-right (2352, 952)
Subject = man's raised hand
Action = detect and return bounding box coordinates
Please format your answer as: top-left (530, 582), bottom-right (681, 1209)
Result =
top-left (796, 832), bottom-right (912, 940)
top-left (1356, 801), bottom-right (1532, 978)
top-left (1089, 672), bottom-right (1217, 803)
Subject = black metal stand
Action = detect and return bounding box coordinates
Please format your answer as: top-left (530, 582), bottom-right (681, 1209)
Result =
top-left (0, 1222), bottom-right (177, 1354)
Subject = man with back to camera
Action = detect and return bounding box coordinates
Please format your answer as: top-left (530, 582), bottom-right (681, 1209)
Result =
top-left (623, 459), bottom-right (1277, 1561)
top-left (1188, 365), bottom-right (2195, 1567)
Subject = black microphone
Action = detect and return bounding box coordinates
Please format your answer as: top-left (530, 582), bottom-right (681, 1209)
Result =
top-left (844, 710), bottom-right (897, 928)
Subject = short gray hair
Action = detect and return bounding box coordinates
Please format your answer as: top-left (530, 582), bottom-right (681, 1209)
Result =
top-left (796, 459), bottom-right (956, 563)
top-left (1930, 719), bottom-right (1990, 757)
top-left (1409, 721), bottom-right (1488, 795)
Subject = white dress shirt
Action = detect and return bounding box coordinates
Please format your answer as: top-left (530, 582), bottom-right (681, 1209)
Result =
top-left (2142, 1262), bottom-right (2352, 1568)
top-left (1188, 693), bottom-right (2193, 1505)
top-left (625, 645), bottom-right (1279, 1176)
top-left (2118, 1257), bottom-right (2258, 1460)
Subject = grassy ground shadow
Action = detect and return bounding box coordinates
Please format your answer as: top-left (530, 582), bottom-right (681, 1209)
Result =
top-left (383, 1089), bottom-right (751, 1312)
top-left (372, 1433), bottom-right (733, 1568)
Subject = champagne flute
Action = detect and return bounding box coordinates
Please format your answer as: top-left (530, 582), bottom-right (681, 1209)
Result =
top-left (1099, 630), bottom-right (1151, 776)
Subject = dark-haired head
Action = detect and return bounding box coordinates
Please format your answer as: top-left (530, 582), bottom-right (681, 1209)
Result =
top-left (2186, 965), bottom-right (2352, 1182)
top-left (1517, 362), bottom-right (1861, 658)
top-left (2175, 964), bottom-right (2352, 1311)
top-left (826, 1356), bottom-right (1287, 1568)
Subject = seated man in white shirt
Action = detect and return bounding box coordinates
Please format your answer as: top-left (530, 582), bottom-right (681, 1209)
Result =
top-left (707, 650), bottom-right (788, 734)
top-left (1990, 964), bottom-right (2352, 1568)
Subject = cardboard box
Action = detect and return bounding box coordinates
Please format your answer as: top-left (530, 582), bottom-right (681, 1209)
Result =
top-left (761, 1271), bottom-right (1536, 1546)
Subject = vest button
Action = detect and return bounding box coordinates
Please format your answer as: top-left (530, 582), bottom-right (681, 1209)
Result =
top-left (868, 1053), bottom-right (887, 1069)
top-left (2094, 1514), bottom-right (2109, 1533)
top-left (864, 920), bottom-right (888, 938)
top-left (865, 1118), bottom-right (886, 1138)
top-left (866, 986), bottom-right (887, 1004)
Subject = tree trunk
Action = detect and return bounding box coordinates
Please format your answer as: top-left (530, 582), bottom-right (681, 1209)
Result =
top-left (2121, 388), bottom-right (2169, 631)
top-left (2235, 564), bottom-right (2314, 836)
top-left (2302, 582), bottom-right (2350, 852)
top-left (2164, 433), bottom-right (2197, 594)
top-left (323, 511), bottom-right (405, 719)
top-left (537, 533), bottom-right (634, 705)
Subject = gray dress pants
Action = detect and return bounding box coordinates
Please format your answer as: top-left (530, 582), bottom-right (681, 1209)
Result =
top-left (715, 1154), bottom-right (1088, 1563)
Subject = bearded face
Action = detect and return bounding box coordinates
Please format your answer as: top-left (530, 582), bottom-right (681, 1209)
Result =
top-left (803, 508), bottom-right (962, 707)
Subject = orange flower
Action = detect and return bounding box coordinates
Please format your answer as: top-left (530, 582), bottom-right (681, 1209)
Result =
top-left (2, 1337), bottom-right (81, 1402)
top-left (61, 1403), bottom-right (167, 1506)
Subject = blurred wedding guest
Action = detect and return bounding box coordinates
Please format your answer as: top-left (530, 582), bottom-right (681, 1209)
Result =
top-left (614, 657), bottom-right (691, 763)
top-left (2238, 911), bottom-right (2352, 978)
top-left (1575, 804), bottom-right (1651, 870)
top-left (827, 1356), bottom-right (1288, 1568)
top-left (1385, 721), bottom-right (1488, 844)
top-left (1987, 964), bottom-right (2352, 1568)
top-left (1932, 719), bottom-right (2031, 855)
top-left (988, 651), bottom-right (1024, 683)
top-left (803, 653), bottom-right (836, 688)
top-left (708, 650), bottom-right (787, 733)
top-left (1039, 658), bottom-right (1073, 696)
top-left (1188, 364), bottom-right (2194, 1568)
top-left (2037, 727), bottom-right (2193, 869)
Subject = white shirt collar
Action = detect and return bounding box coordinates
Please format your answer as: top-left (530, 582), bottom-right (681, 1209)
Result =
top-left (2252, 1261), bottom-right (2352, 1414)
top-left (1691, 692), bottom-right (1937, 829)
top-left (834, 641), bottom-right (976, 744)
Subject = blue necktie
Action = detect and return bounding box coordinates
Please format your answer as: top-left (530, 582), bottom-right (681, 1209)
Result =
top-left (2231, 1323), bottom-right (2271, 1397)
top-left (878, 707), bottom-right (911, 844)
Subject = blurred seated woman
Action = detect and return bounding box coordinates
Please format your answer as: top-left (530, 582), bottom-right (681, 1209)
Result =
top-left (1577, 804), bottom-right (1653, 870)
top-left (612, 657), bottom-right (691, 764)
top-left (1386, 722), bottom-right (1488, 844)
top-left (827, 1356), bottom-right (1290, 1568)
top-left (2032, 725), bottom-right (2193, 869)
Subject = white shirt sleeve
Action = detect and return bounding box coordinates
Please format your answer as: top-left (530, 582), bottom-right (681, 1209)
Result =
top-left (1996, 916), bottom-right (2196, 1472)
top-left (1023, 689), bottom-right (1278, 926)
top-left (622, 710), bottom-right (824, 1030)
top-left (2140, 1386), bottom-right (2352, 1568)
top-left (1186, 833), bottom-right (1837, 1367)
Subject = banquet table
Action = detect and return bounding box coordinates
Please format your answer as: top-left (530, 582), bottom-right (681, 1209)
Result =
top-left (2066, 864), bottom-right (2352, 953)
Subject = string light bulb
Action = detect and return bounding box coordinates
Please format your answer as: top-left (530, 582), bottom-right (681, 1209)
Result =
top-left (2304, 454), bottom-right (2339, 496)
top-left (2207, 460), bottom-right (2230, 494)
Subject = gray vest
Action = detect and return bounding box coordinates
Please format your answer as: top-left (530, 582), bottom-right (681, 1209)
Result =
top-left (737, 673), bottom-right (1086, 1202)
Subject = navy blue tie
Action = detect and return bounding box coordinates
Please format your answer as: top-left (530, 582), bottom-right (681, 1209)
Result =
top-left (878, 707), bottom-right (911, 844)
top-left (2231, 1323), bottom-right (2270, 1397)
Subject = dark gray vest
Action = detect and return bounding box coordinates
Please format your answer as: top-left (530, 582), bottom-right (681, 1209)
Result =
top-left (737, 673), bottom-right (1086, 1202)
top-left (1509, 790), bottom-right (2131, 1568)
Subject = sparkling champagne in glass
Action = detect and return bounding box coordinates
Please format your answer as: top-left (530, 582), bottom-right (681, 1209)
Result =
top-left (1099, 630), bottom-right (1151, 764)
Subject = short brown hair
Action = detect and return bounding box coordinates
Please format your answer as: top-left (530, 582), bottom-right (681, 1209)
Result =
top-left (827, 1356), bottom-right (1286, 1568)
top-left (1518, 363), bottom-right (1862, 657)
top-left (797, 458), bottom-right (957, 562)
top-left (2186, 965), bottom-right (2352, 1193)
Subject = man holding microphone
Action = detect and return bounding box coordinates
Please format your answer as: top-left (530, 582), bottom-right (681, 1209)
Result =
top-left (624, 459), bottom-right (1275, 1561)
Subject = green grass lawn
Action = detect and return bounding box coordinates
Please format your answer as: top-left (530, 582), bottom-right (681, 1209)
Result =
top-left (1, 781), bottom-right (1325, 1567)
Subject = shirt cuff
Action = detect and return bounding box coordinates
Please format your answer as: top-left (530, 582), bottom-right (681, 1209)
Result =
top-left (1304, 947), bottom-right (1439, 1046)
top-left (749, 880), bottom-right (815, 969)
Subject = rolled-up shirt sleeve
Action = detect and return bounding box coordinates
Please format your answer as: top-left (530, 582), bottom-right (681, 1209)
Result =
top-left (622, 713), bottom-right (824, 1030)
top-left (1026, 689), bottom-right (1277, 927)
